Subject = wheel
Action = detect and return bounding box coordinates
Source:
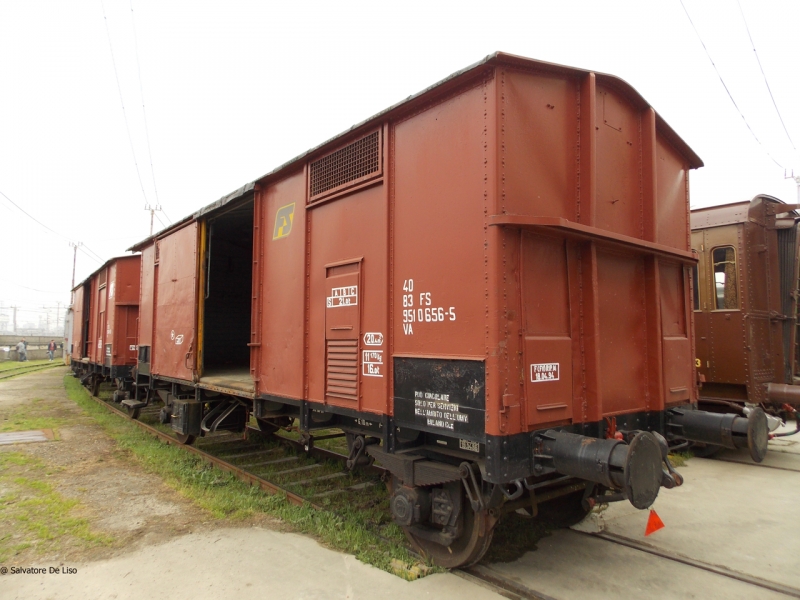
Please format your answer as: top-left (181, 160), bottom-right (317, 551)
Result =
top-left (174, 433), bottom-right (196, 445)
top-left (112, 390), bottom-right (123, 403)
top-left (256, 418), bottom-right (280, 435)
top-left (691, 443), bottom-right (721, 459)
top-left (91, 376), bottom-right (100, 397)
top-left (536, 489), bottom-right (592, 528)
top-left (404, 501), bottom-right (497, 568)
top-left (126, 405), bottom-right (141, 420)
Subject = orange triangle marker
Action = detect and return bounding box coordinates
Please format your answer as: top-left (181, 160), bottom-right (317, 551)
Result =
top-left (645, 510), bottom-right (665, 536)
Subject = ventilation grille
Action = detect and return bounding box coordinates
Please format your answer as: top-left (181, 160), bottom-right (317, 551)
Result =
top-left (326, 339), bottom-right (358, 401)
top-left (98, 269), bottom-right (108, 288)
top-left (309, 131), bottom-right (381, 201)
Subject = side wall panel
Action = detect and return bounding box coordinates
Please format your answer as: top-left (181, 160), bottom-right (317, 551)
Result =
top-left (392, 84), bottom-right (487, 359)
top-left (501, 69), bottom-right (578, 220)
top-left (656, 138), bottom-right (689, 250)
top-left (596, 250), bottom-right (648, 415)
top-left (594, 86), bottom-right (643, 239)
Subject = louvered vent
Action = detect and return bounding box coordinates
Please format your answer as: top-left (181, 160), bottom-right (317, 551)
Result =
top-left (98, 269), bottom-right (108, 289)
top-left (309, 131), bottom-right (381, 201)
top-left (326, 339), bottom-right (358, 401)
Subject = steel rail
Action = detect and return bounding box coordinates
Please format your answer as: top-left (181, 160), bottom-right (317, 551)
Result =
top-left (714, 457), bottom-right (800, 474)
top-left (85, 391), bottom-right (323, 510)
top-left (588, 531), bottom-right (800, 599)
top-left (455, 566), bottom-right (557, 600)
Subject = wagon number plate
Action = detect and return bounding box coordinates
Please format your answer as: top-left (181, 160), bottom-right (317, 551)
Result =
top-left (459, 439), bottom-right (479, 453)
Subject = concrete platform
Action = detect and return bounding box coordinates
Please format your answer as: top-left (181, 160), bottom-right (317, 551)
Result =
top-left (478, 443), bottom-right (800, 599)
top-left (0, 429), bottom-right (53, 445)
top-left (0, 527), bottom-right (503, 600)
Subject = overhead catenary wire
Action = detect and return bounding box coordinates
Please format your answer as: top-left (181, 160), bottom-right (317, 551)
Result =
top-left (128, 0), bottom-right (170, 224)
top-left (678, 0), bottom-right (785, 170)
top-left (0, 189), bottom-right (105, 264)
top-left (100, 0), bottom-right (152, 209)
top-left (735, 0), bottom-right (796, 151)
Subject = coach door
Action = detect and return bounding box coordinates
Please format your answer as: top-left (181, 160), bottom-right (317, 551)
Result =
top-left (324, 260), bottom-right (361, 407)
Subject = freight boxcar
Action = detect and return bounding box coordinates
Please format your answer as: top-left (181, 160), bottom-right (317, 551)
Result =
top-left (691, 195), bottom-right (800, 445)
top-left (122, 53), bottom-right (766, 566)
top-left (71, 255), bottom-right (141, 400)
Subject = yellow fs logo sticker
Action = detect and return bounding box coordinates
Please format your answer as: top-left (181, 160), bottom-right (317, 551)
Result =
top-left (273, 203), bottom-right (295, 240)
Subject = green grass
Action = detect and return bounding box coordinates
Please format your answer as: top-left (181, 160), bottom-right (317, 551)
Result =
top-left (0, 411), bottom-right (63, 433)
top-left (0, 359), bottom-right (55, 373)
top-left (63, 376), bottom-right (422, 574)
top-left (0, 452), bottom-right (114, 563)
top-left (668, 451), bottom-right (692, 467)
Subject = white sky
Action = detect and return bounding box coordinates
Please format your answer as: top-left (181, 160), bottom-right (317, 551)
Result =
top-left (1, 0), bottom-right (798, 318)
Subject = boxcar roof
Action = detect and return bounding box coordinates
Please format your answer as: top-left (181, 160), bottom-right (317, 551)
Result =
top-left (72, 254), bottom-right (139, 293)
top-left (129, 51), bottom-right (702, 251)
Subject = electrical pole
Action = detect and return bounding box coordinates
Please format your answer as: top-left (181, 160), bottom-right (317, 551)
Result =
top-left (785, 170), bottom-right (800, 204)
top-left (145, 203), bottom-right (162, 236)
top-left (70, 241), bottom-right (82, 289)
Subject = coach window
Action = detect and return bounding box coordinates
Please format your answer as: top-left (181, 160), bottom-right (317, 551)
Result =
top-left (712, 246), bottom-right (738, 310)
top-left (692, 265), bottom-right (700, 311)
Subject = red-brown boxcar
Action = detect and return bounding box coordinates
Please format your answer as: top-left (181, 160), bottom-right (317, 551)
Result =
top-left (691, 195), bottom-right (800, 442)
top-left (71, 255), bottom-right (141, 399)
top-left (123, 53), bottom-right (766, 566)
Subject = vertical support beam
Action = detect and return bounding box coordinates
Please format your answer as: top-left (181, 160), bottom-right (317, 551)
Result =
top-left (250, 184), bottom-right (263, 388)
top-left (642, 108), bottom-right (658, 242)
top-left (645, 257), bottom-right (664, 412)
top-left (572, 242), bottom-right (602, 424)
top-left (579, 73), bottom-right (597, 227)
top-left (196, 221), bottom-right (207, 380)
top-left (485, 69), bottom-right (506, 435)
top-left (384, 121), bottom-right (394, 418)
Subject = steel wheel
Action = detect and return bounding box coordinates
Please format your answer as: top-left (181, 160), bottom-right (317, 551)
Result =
top-left (404, 502), bottom-right (497, 568)
top-left (536, 489), bottom-right (592, 528)
top-left (174, 433), bottom-right (196, 445)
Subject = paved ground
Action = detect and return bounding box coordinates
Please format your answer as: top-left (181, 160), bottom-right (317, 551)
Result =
top-left (1, 527), bottom-right (501, 600)
top-left (1, 369), bottom-right (799, 599)
top-left (480, 433), bottom-right (800, 599)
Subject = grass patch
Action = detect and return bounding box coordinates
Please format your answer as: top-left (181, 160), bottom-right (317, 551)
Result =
top-left (0, 413), bottom-right (63, 433)
top-left (0, 452), bottom-right (114, 563)
top-left (0, 360), bottom-right (54, 373)
top-left (63, 375), bottom-right (421, 574)
top-left (668, 451), bottom-right (692, 467)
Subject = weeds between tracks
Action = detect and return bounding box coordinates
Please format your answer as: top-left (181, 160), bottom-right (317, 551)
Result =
top-left (63, 375), bottom-right (424, 574)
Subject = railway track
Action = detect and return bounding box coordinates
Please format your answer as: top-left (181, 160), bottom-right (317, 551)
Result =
top-left (87, 383), bottom-right (800, 599)
top-left (87, 388), bottom-right (387, 513)
top-left (82, 383), bottom-right (570, 597)
top-left (0, 362), bottom-right (64, 381)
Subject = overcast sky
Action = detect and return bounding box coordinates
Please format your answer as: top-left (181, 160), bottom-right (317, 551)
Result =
top-left (1, 0), bottom-right (798, 322)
